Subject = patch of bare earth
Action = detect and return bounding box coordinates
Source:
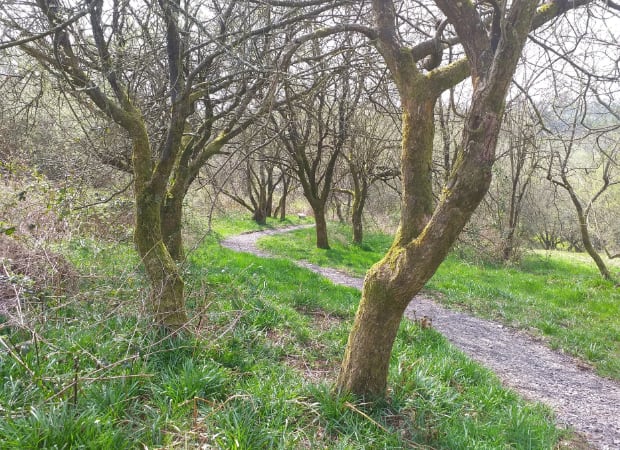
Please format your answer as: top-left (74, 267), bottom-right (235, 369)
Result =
top-left (222, 227), bottom-right (620, 450)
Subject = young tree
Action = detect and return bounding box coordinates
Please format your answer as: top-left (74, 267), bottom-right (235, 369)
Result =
top-left (273, 45), bottom-right (361, 249)
top-left (546, 97), bottom-right (619, 280)
top-left (484, 99), bottom-right (544, 260)
top-left (341, 107), bottom-right (400, 244)
top-left (336, 0), bottom-right (602, 397)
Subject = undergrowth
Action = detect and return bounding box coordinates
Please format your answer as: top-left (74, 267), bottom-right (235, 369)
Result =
top-left (0, 221), bottom-right (568, 448)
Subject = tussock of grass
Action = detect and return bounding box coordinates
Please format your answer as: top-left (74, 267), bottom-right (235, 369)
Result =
top-left (0, 221), bottom-right (568, 448)
top-left (259, 224), bottom-right (620, 380)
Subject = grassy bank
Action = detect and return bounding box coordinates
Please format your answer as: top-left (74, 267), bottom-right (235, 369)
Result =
top-left (0, 220), bottom-right (570, 448)
top-left (258, 224), bottom-right (620, 380)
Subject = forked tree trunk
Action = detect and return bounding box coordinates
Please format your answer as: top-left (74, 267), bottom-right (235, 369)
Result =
top-left (566, 185), bottom-right (612, 280)
top-left (337, 103), bottom-right (501, 395)
top-left (135, 189), bottom-right (188, 328)
top-left (253, 181), bottom-right (269, 225)
top-left (132, 118), bottom-right (188, 328)
top-left (336, 0), bottom-right (542, 397)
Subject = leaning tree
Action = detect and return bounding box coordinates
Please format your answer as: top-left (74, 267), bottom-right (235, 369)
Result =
top-left (546, 95), bottom-right (619, 281)
top-left (334, 0), bottom-right (616, 397)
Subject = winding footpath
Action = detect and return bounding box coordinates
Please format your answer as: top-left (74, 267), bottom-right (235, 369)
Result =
top-left (222, 226), bottom-right (620, 450)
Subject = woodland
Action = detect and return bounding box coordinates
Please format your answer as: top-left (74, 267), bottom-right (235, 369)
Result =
top-left (0, 0), bottom-right (619, 448)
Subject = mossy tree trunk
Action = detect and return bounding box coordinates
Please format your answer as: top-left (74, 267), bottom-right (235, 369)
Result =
top-left (28, 0), bottom-right (191, 328)
top-left (351, 200), bottom-right (365, 245)
top-left (161, 192), bottom-right (185, 262)
top-left (135, 186), bottom-right (187, 327)
top-left (337, 0), bottom-right (550, 397)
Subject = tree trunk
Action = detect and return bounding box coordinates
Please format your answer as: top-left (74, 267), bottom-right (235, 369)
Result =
top-left (337, 40), bottom-right (509, 396)
top-left (502, 233), bottom-right (515, 261)
top-left (279, 190), bottom-right (287, 221)
top-left (252, 180), bottom-right (268, 225)
top-left (335, 197), bottom-right (347, 224)
top-left (567, 188), bottom-right (612, 280)
top-left (161, 193), bottom-right (184, 262)
top-left (352, 209), bottom-right (363, 245)
top-left (351, 194), bottom-right (366, 246)
top-left (276, 175), bottom-right (289, 221)
top-left (135, 189), bottom-right (188, 328)
top-left (314, 204), bottom-right (330, 249)
top-left (348, 163), bottom-right (367, 245)
top-left (253, 207), bottom-right (268, 225)
top-left (394, 96), bottom-right (437, 246)
top-left (337, 269), bottom-right (408, 396)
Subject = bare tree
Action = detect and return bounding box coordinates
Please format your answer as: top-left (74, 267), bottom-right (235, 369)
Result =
top-left (340, 106), bottom-right (400, 244)
top-left (546, 96), bottom-right (619, 280)
top-left (482, 98), bottom-right (544, 260)
top-left (1, 0), bottom-right (339, 327)
top-left (220, 128), bottom-right (287, 225)
top-left (273, 43), bottom-right (361, 249)
top-left (336, 0), bottom-right (606, 397)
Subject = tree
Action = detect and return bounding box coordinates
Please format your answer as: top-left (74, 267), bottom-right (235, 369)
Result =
top-left (273, 44), bottom-right (361, 249)
top-left (336, 0), bottom-right (600, 397)
top-left (484, 98), bottom-right (544, 260)
top-left (2, 0), bottom-right (334, 327)
top-left (220, 128), bottom-right (287, 225)
top-left (546, 96), bottom-right (619, 280)
top-left (340, 106), bottom-right (400, 244)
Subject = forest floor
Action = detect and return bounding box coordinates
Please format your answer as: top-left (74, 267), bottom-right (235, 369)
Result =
top-left (222, 226), bottom-right (620, 450)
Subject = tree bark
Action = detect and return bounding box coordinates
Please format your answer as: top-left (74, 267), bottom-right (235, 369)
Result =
top-left (161, 193), bottom-right (185, 262)
top-left (351, 190), bottom-right (366, 245)
top-left (338, 0), bottom-right (543, 397)
top-left (314, 204), bottom-right (330, 249)
top-left (135, 185), bottom-right (188, 328)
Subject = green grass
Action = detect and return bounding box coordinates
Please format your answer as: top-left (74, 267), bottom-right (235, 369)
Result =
top-left (258, 223), bottom-right (392, 277)
top-left (258, 223), bottom-right (620, 380)
top-left (0, 219), bottom-right (570, 448)
top-left (190, 211), bottom-right (314, 239)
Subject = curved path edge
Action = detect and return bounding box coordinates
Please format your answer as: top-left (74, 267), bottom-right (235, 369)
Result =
top-left (221, 226), bottom-right (620, 450)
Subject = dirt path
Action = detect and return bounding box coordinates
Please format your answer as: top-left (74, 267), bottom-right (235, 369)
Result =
top-left (221, 227), bottom-right (620, 450)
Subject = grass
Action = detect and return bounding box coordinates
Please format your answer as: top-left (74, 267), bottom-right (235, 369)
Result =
top-left (258, 223), bottom-right (620, 380)
top-left (258, 223), bottom-right (392, 277)
top-left (188, 211), bottom-right (313, 239)
top-left (0, 218), bottom-right (571, 448)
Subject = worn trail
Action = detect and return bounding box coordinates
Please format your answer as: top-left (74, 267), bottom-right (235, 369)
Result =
top-left (221, 227), bottom-right (620, 450)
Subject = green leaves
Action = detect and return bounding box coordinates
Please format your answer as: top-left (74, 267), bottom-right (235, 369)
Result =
top-left (0, 222), bottom-right (16, 236)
